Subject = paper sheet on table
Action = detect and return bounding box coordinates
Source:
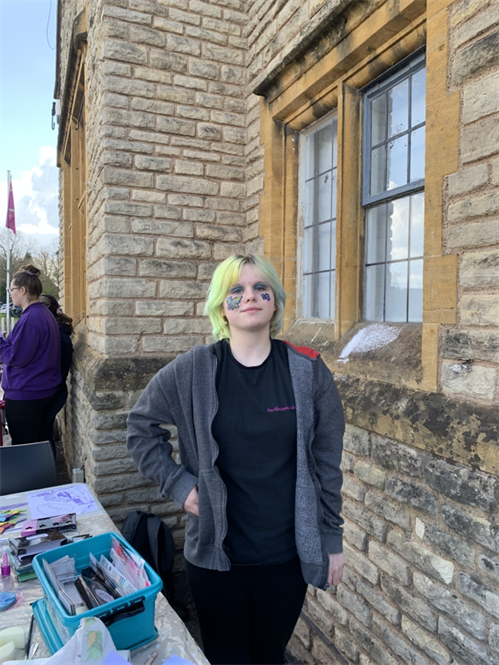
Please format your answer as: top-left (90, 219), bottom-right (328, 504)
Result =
top-left (162, 656), bottom-right (195, 665)
top-left (27, 485), bottom-right (98, 519)
top-left (102, 651), bottom-right (130, 665)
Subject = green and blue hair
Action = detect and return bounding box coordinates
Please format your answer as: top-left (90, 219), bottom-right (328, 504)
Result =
top-left (204, 254), bottom-right (287, 340)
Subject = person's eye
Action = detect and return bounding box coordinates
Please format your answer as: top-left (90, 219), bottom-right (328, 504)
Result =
top-left (255, 284), bottom-right (269, 291)
top-left (229, 286), bottom-right (243, 294)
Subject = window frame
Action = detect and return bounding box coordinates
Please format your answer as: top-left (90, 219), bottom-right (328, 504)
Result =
top-left (60, 42), bottom-right (88, 328)
top-left (361, 48), bottom-right (426, 207)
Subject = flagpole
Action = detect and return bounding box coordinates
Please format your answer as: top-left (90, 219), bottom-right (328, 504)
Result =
top-left (6, 171), bottom-right (10, 334)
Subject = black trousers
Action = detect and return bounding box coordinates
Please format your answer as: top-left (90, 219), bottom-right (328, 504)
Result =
top-left (5, 396), bottom-right (53, 446)
top-left (185, 555), bottom-right (307, 665)
top-left (41, 387), bottom-right (68, 445)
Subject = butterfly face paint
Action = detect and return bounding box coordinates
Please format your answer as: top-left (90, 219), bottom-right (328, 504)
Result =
top-left (261, 293), bottom-right (271, 301)
top-left (226, 295), bottom-right (243, 310)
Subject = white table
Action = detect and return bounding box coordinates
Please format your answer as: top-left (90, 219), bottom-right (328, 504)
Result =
top-left (0, 484), bottom-right (209, 665)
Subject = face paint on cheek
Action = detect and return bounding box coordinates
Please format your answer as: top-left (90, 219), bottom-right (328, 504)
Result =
top-left (226, 295), bottom-right (243, 310)
top-left (261, 293), bottom-right (271, 301)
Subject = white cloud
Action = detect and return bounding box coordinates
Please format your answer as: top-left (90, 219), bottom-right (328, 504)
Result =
top-left (0, 146), bottom-right (59, 246)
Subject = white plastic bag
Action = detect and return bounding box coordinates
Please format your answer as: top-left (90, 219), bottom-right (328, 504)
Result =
top-left (4, 616), bottom-right (129, 665)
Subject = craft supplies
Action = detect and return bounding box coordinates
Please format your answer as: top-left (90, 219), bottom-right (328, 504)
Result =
top-left (32, 532), bottom-right (162, 652)
top-left (0, 508), bottom-right (27, 535)
top-left (0, 592), bottom-right (17, 611)
top-left (25, 614), bottom-right (34, 658)
top-left (0, 639), bottom-right (15, 664)
top-left (1, 551), bottom-right (10, 577)
top-left (0, 549), bottom-right (13, 591)
top-left (0, 625), bottom-right (25, 649)
top-left (20, 514), bottom-right (77, 538)
top-left (9, 531), bottom-right (67, 560)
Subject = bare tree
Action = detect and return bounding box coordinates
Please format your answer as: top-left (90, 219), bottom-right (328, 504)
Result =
top-left (34, 243), bottom-right (60, 296)
top-left (0, 230), bottom-right (60, 299)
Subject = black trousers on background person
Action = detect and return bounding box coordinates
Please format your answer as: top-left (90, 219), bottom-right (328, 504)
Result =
top-left (185, 555), bottom-right (307, 665)
top-left (41, 386), bottom-right (69, 447)
top-left (5, 396), bottom-right (53, 446)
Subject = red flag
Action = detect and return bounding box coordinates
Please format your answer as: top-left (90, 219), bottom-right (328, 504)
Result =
top-left (6, 173), bottom-right (16, 234)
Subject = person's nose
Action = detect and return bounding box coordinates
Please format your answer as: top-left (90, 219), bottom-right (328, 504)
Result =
top-left (244, 286), bottom-right (257, 301)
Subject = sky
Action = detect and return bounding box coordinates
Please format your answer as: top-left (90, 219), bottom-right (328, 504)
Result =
top-left (0, 0), bottom-right (59, 249)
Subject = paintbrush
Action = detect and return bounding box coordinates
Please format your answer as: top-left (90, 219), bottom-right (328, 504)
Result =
top-left (24, 615), bottom-right (34, 660)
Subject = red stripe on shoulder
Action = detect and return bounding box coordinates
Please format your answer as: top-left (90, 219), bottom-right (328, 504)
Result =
top-left (284, 341), bottom-right (320, 359)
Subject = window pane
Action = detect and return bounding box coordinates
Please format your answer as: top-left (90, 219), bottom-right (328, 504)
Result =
top-left (371, 93), bottom-right (386, 146)
top-left (387, 136), bottom-right (408, 190)
top-left (408, 259), bottom-right (423, 322)
top-left (366, 204), bottom-right (387, 264)
top-left (317, 271), bottom-right (331, 318)
top-left (365, 265), bottom-right (385, 321)
top-left (385, 261), bottom-right (408, 322)
top-left (388, 79), bottom-right (409, 138)
top-left (303, 226), bottom-right (314, 273)
top-left (305, 134), bottom-right (315, 180)
top-left (411, 68), bottom-right (426, 127)
top-left (317, 124), bottom-right (333, 174)
top-left (318, 223), bottom-right (331, 272)
top-left (317, 172), bottom-right (332, 222)
top-left (371, 145), bottom-right (385, 196)
top-left (304, 179), bottom-right (314, 227)
top-left (410, 193), bottom-right (424, 258)
top-left (410, 126), bottom-right (425, 182)
top-left (303, 273), bottom-right (313, 317)
top-left (387, 197), bottom-right (409, 261)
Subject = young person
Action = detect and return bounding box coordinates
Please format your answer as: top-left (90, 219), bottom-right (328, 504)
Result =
top-left (0, 265), bottom-right (61, 445)
top-left (38, 294), bottom-right (74, 449)
top-left (127, 254), bottom-right (345, 665)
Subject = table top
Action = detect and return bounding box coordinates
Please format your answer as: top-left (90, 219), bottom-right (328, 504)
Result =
top-left (0, 484), bottom-right (209, 665)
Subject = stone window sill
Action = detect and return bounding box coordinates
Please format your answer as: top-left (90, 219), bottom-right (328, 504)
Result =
top-left (283, 320), bottom-right (423, 388)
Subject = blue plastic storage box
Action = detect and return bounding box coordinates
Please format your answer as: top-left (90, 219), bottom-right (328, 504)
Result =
top-left (32, 531), bottom-right (162, 652)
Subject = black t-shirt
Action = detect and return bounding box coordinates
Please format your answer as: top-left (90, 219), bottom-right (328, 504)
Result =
top-left (212, 339), bottom-right (297, 565)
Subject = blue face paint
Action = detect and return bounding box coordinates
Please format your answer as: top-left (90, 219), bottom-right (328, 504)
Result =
top-left (226, 295), bottom-right (242, 310)
top-left (261, 293), bottom-right (270, 301)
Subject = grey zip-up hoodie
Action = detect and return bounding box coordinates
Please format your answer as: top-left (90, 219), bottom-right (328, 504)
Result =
top-left (126, 341), bottom-right (344, 589)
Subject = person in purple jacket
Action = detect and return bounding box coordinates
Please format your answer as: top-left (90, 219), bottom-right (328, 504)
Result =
top-left (0, 264), bottom-right (61, 445)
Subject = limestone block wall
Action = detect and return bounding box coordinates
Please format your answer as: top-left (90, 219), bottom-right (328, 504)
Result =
top-left (84, 0), bottom-right (249, 357)
top-left (441, 0), bottom-right (499, 405)
top-left (288, 422), bottom-right (499, 665)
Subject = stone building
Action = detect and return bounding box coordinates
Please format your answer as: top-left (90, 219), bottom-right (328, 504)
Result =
top-left (55, 0), bottom-right (498, 663)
